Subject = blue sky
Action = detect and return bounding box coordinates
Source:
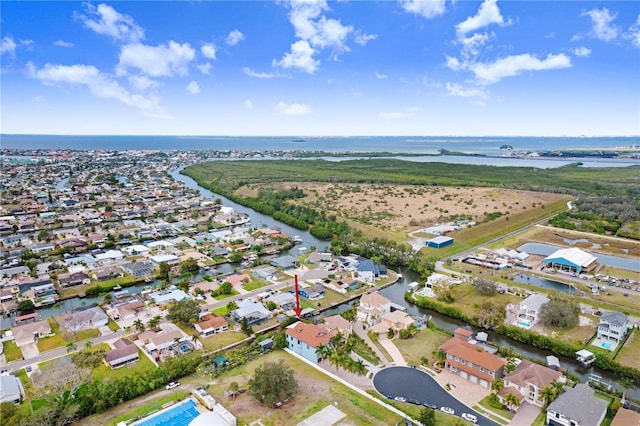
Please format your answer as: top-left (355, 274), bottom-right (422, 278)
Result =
top-left (1, 0), bottom-right (639, 136)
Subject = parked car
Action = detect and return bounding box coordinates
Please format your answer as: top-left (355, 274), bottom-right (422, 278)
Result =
top-left (394, 396), bottom-right (407, 403)
top-left (165, 381), bottom-right (180, 390)
top-left (407, 398), bottom-right (421, 405)
top-left (423, 401), bottom-right (437, 409)
top-left (440, 407), bottom-right (455, 415)
top-left (462, 413), bottom-right (478, 423)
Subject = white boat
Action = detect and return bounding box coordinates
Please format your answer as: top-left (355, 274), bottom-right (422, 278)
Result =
top-left (292, 236), bottom-right (303, 244)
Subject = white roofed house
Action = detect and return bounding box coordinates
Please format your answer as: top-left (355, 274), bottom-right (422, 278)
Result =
top-left (597, 311), bottom-right (629, 343)
top-left (356, 291), bottom-right (391, 327)
top-left (0, 375), bottom-right (26, 405)
top-left (267, 292), bottom-right (296, 311)
top-left (63, 306), bottom-right (108, 333)
top-left (544, 247), bottom-right (597, 273)
top-left (230, 299), bottom-right (273, 325)
top-left (517, 293), bottom-right (549, 328)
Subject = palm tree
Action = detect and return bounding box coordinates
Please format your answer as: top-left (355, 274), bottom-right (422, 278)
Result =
top-left (84, 340), bottom-right (93, 350)
top-left (504, 393), bottom-right (520, 412)
top-left (66, 342), bottom-right (77, 353)
top-left (540, 385), bottom-right (556, 406)
top-left (504, 357), bottom-right (517, 374)
top-left (491, 378), bottom-right (504, 394)
top-left (133, 319), bottom-right (145, 332)
top-left (433, 349), bottom-right (447, 368)
top-left (229, 381), bottom-right (239, 400)
top-left (148, 315), bottom-right (161, 329)
top-left (316, 344), bottom-right (333, 362)
top-left (191, 334), bottom-right (200, 347)
top-left (619, 378), bottom-right (636, 403)
top-left (352, 359), bottom-right (367, 376)
top-left (329, 351), bottom-right (344, 375)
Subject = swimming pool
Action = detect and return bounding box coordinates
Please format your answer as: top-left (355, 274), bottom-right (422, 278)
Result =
top-left (601, 342), bottom-right (612, 350)
top-left (179, 344), bottom-right (191, 354)
top-left (135, 399), bottom-right (200, 426)
top-left (517, 320), bottom-right (532, 329)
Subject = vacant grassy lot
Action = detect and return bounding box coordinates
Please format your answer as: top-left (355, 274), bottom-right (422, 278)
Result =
top-left (3, 340), bottom-right (23, 362)
top-left (394, 327), bottom-right (451, 367)
top-left (615, 330), bottom-right (640, 369)
top-left (199, 331), bottom-right (247, 352)
top-left (449, 283), bottom-right (521, 316)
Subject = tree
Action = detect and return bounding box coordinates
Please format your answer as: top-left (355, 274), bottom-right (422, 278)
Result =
top-left (504, 393), bottom-right (520, 412)
top-left (66, 342), bottom-right (77, 353)
top-left (191, 334), bottom-right (200, 346)
top-left (133, 319), bottom-right (145, 332)
top-left (180, 258), bottom-right (200, 275)
top-left (266, 300), bottom-right (277, 311)
top-left (229, 381), bottom-right (239, 400)
top-left (84, 340), bottom-right (92, 350)
top-left (433, 349), bottom-right (446, 368)
top-left (241, 317), bottom-right (254, 336)
top-left (476, 301), bottom-right (506, 330)
top-left (352, 359), bottom-right (367, 376)
top-left (316, 344), bottom-right (333, 361)
top-left (474, 278), bottom-right (498, 296)
top-left (167, 299), bottom-right (200, 324)
top-left (504, 357), bottom-right (517, 374)
top-left (491, 378), bottom-right (504, 394)
top-left (226, 300), bottom-right (238, 313)
top-left (158, 262), bottom-right (171, 281)
top-left (177, 278), bottom-right (190, 292)
top-left (17, 299), bottom-right (36, 314)
top-left (218, 281), bottom-right (233, 295)
top-left (540, 296), bottom-right (580, 329)
top-left (248, 360), bottom-right (299, 408)
top-left (417, 407), bottom-right (436, 426)
top-left (540, 385), bottom-right (556, 406)
top-left (619, 377), bottom-right (636, 403)
top-left (148, 315), bottom-right (161, 330)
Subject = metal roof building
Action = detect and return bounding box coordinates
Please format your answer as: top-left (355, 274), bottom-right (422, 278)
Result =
top-left (543, 247), bottom-right (597, 273)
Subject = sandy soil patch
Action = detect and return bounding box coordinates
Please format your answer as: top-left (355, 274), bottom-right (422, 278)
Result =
top-left (241, 183), bottom-right (566, 232)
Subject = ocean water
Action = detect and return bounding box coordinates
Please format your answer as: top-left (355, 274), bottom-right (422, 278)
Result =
top-left (1, 134), bottom-right (639, 156)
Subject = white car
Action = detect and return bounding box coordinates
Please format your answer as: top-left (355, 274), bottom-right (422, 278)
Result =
top-left (462, 413), bottom-right (478, 423)
top-left (393, 396), bottom-right (407, 403)
top-left (440, 406), bottom-right (455, 415)
top-left (165, 381), bottom-right (180, 390)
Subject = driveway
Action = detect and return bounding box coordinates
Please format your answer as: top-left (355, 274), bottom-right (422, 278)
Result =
top-left (373, 366), bottom-right (499, 426)
top-left (511, 401), bottom-right (541, 426)
top-left (20, 342), bottom-right (39, 359)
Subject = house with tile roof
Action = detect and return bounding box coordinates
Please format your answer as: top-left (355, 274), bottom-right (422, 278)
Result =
top-left (193, 314), bottom-right (228, 336)
top-left (286, 321), bottom-right (337, 364)
top-left (501, 360), bottom-right (564, 407)
top-left (438, 336), bottom-right (506, 389)
top-left (356, 291), bottom-right (391, 327)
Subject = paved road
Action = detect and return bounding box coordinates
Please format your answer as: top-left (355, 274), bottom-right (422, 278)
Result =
top-left (373, 366), bottom-right (500, 426)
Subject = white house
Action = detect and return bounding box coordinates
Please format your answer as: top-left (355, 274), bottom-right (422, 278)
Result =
top-left (0, 375), bottom-right (26, 404)
top-left (517, 293), bottom-right (549, 328)
top-left (194, 314), bottom-right (228, 336)
top-left (546, 383), bottom-right (607, 426)
top-left (597, 311), bottom-right (629, 343)
top-left (356, 291), bottom-right (391, 326)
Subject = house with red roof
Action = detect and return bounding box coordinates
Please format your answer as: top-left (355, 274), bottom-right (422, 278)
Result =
top-left (439, 336), bottom-right (506, 389)
top-left (286, 321), bottom-right (337, 364)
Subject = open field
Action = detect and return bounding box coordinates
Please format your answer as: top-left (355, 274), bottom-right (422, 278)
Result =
top-left (615, 330), bottom-right (640, 370)
top-left (199, 331), bottom-right (247, 352)
top-left (246, 182), bottom-right (567, 233)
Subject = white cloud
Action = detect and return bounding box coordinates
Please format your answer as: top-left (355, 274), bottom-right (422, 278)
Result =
top-left (572, 46), bottom-right (591, 57)
top-left (446, 82), bottom-right (489, 100)
top-left (470, 53), bottom-right (572, 84)
top-left (117, 41), bottom-right (196, 77)
top-left (378, 107), bottom-right (418, 119)
top-left (243, 100), bottom-right (253, 109)
top-left (197, 62), bottom-right (212, 75)
top-left (456, 0), bottom-right (508, 37)
top-left (1, 36), bottom-right (17, 56)
top-left (201, 43), bottom-right (217, 60)
top-left (243, 67), bottom-right (277, 79)
top-left (76, 3), bottom-right (144, 43)
top-left (625, 15), bottom-right (640, 48)
top-left (354, 31), bottom-right (377, 46)
top-left (582, 8), bottom-right (619, 42)
top-left (445, 55), bottom-right (463, 70)
top-left (375, 72), bottom-right (388, 79)
top-left (277, 101), bottom-right (311, 116)
top-left (399, 0), bottom-right (446, 19)
top-left (273, 40), bottom-right (319, 74)
top-left (28, 62), bottom-right (169, 118)
top-left (54, 40), bottom-right (74, 48)
top-left (186, 80), bottom-right (200, 95)
top-left (460, 32), bottom-right (493, 58)
top-left (128, 75), bottom-right (159, 90)
top-left (225, 29), bottom-right (245, 46)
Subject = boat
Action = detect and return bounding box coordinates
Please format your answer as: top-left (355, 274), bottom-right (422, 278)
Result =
top-left (113, 285), bottom-right (122, 290)
top-left (292, 236), bottom-right (303, 244)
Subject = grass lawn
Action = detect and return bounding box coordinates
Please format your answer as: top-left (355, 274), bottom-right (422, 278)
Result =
top-left (213, 290), bottom-right (240, 301)
top-left (367, 333), bottom-right (393, 363)
top-left (553, 323), bottom-right (597, 347)
top-left (16, 368), bottom-right (33, 398)
top-left (36, 318), bottom-right (67, 352)
top-left (107, 317), bottom-right (120, 331)
top-left (209, 351), bottom-right (404, 426)
top-left (476, 395), bottom-right (514, 421)
top-left (199, 331), bottom-right (247, 352)
top-left (211, 306), bottom-right (229, 316)
top-left (615, 330), bottom-right (640, 369)
top-left (92, 349), bottom-right (156, 380)
top-left (393, 327), bottom-right (451, 367)
top-left (31, 398), bottom-right (52, 412)
top-left (449, 283), bottom-right (521, 317)
top-left (243, 279), bottom-right (267, 291)
top-left (352, 335), bottom-right (381, 365)
top-left (107, 391), bottom-right (189, 426)
top-left (76, 328), bottom-right (100, 341)
top-left (3, 340), bottom-right (23, 362)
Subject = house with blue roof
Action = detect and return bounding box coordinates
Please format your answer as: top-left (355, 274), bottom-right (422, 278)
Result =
top-left (357, 259), bottom-right (387, 282)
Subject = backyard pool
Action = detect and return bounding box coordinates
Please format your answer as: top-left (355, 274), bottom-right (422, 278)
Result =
top-left (134, 399), bottom-right (199, 426)
top-left (600, 342), bottom-right (612, 350)
top-left (517, 320), bottom-right (533, 329)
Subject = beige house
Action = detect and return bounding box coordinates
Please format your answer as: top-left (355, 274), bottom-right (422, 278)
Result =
top-left (356, 291), bottom-right (391, 326)
top-left (322, 315), bottom-right (353, 336)
top-left (12, 319), bottom-right (53, 347)
top-left (501, 360), bottom-right (564, 407)
top-left (371, 310), bottom-right (415, 334)
top-left (194, 314), bottom-right (228, 336)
